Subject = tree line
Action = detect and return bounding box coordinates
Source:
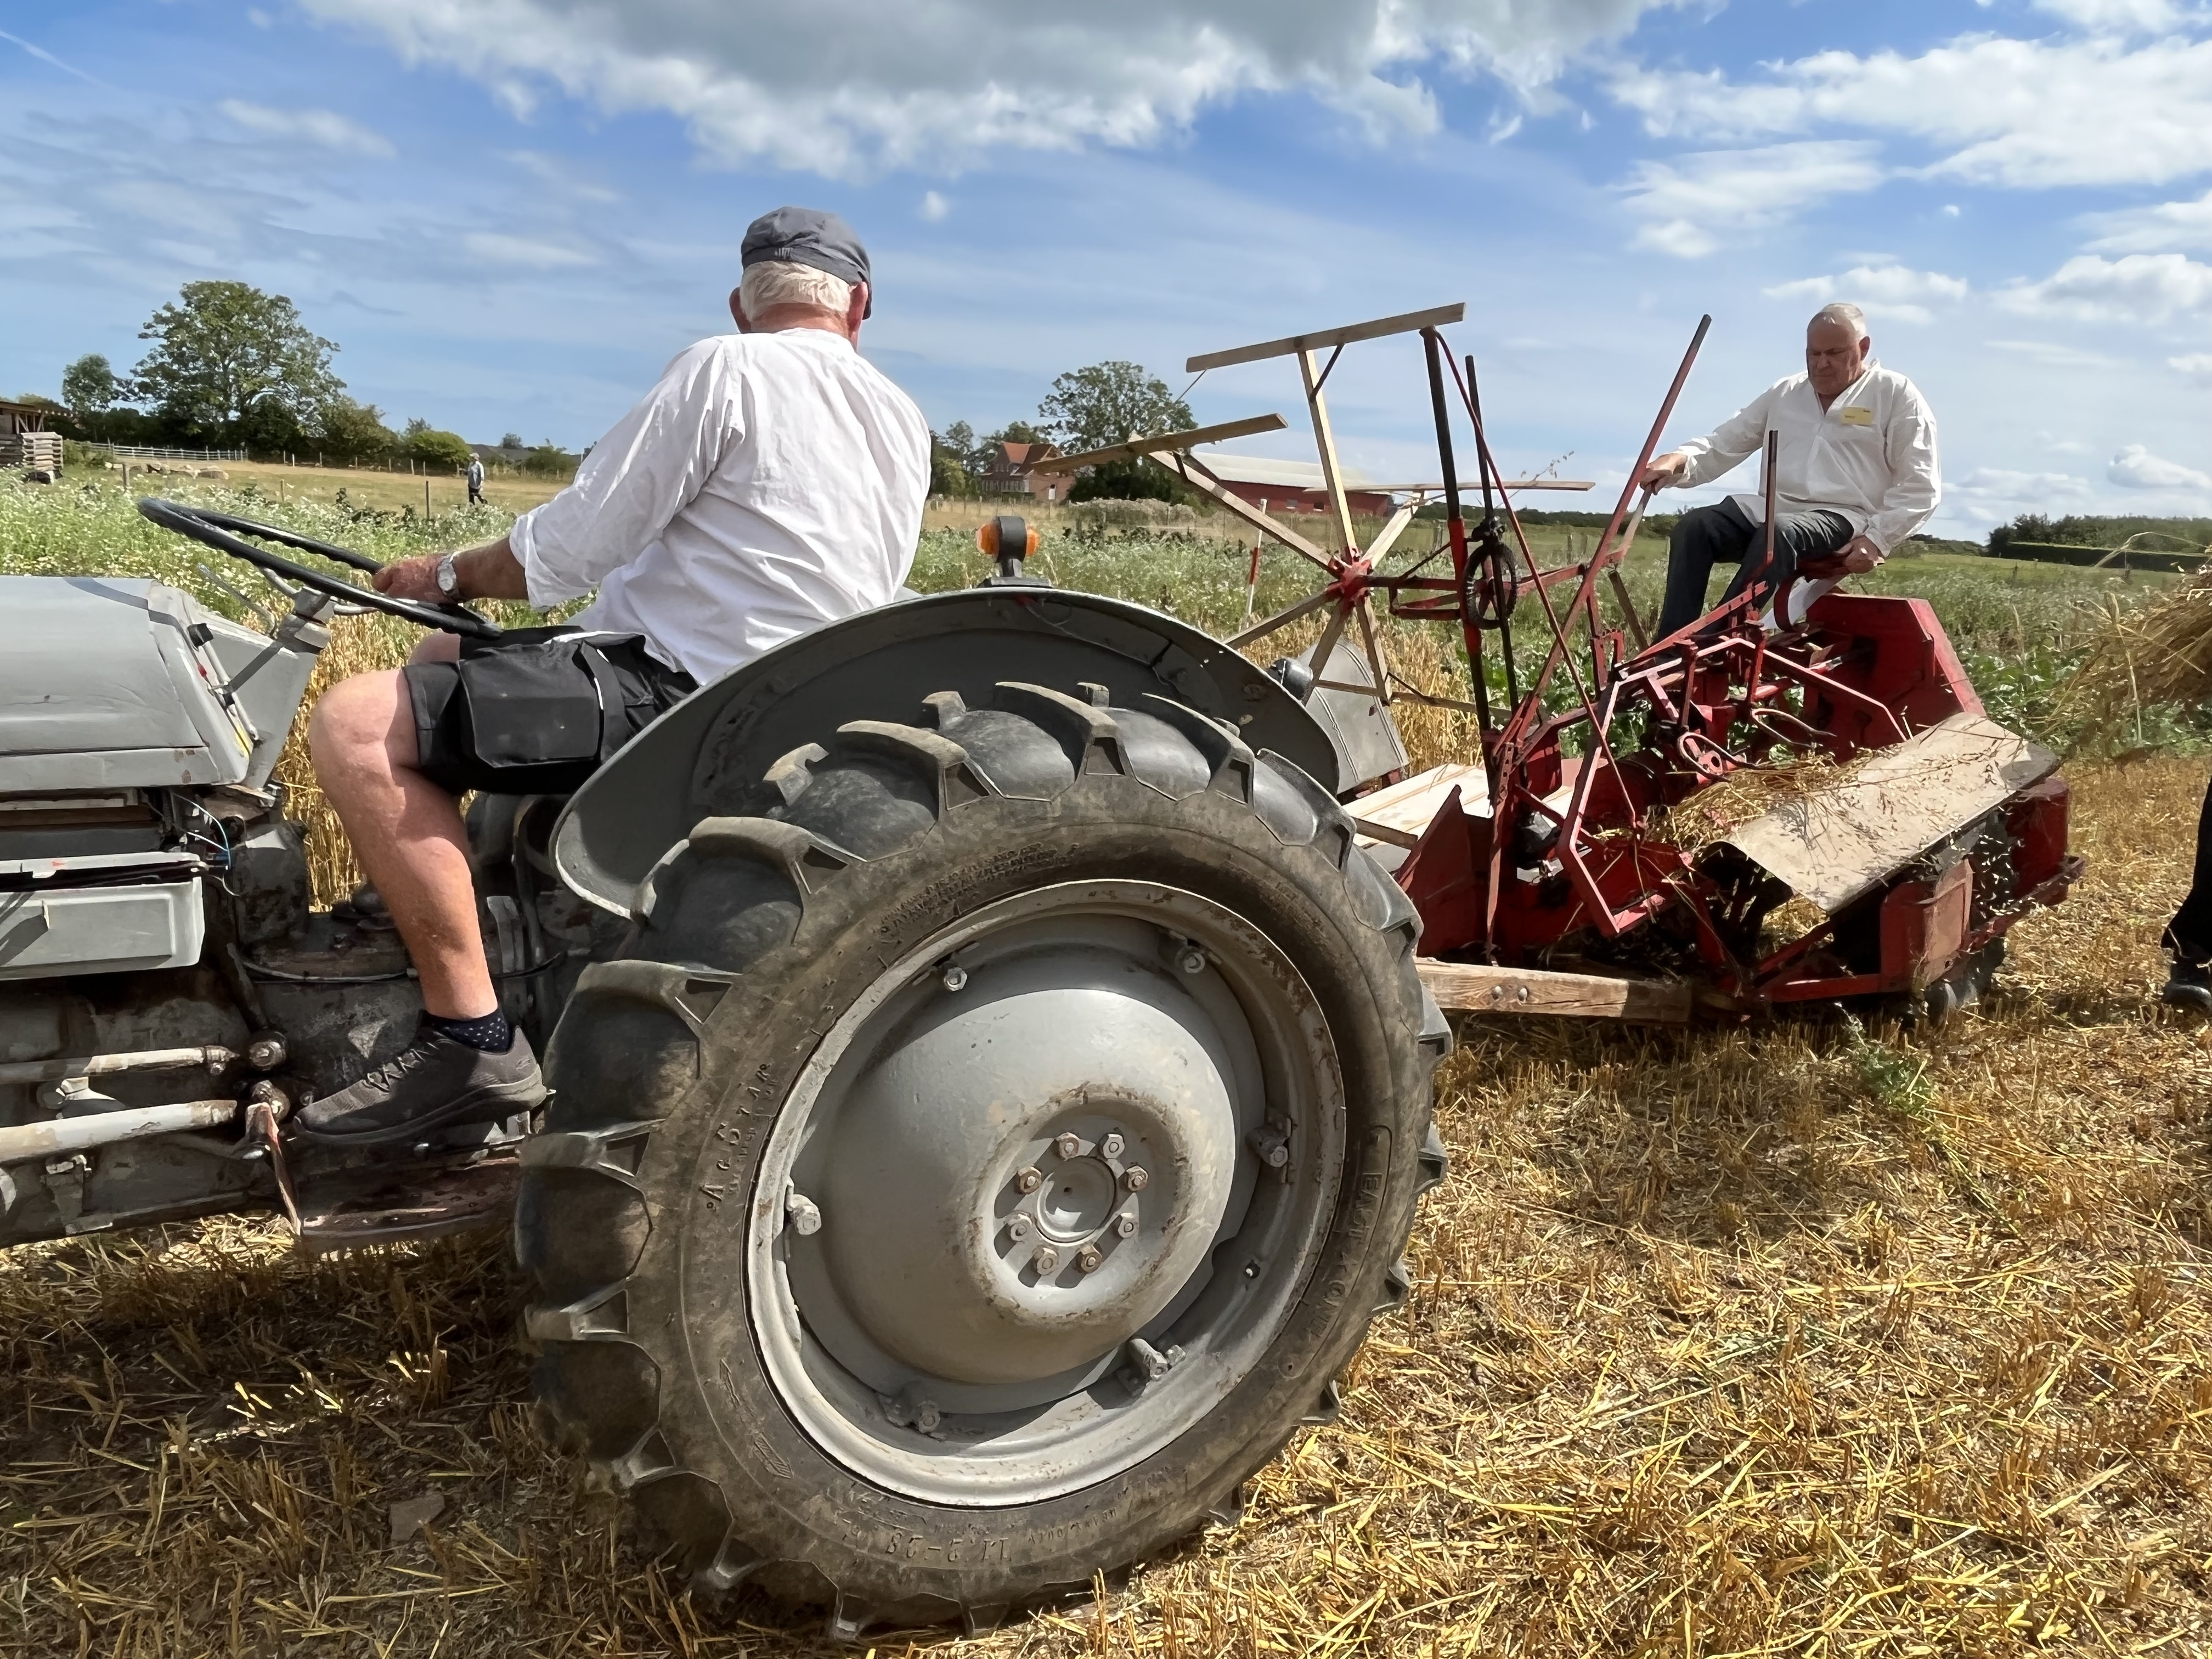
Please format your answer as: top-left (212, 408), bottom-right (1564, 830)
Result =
top-left (20, 280), bottom-right (576, 474)
top-left (21, 281), bottom-right (1204, 496)
top-left (930, 359), bottom-right (1197, 502)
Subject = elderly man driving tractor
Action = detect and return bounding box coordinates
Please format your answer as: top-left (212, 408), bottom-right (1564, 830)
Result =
top-left (301, 207), bottom-right (931, 1146)
top-left (1643, 302), bottom-right (1941, 638)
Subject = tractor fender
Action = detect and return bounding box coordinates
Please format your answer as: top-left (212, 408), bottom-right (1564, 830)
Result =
top-left (550, 588), bottom-right (1338, 916)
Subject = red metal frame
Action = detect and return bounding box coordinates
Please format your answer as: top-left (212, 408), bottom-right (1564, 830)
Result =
top-left (1381, 319), bottom-right (2080, 1010)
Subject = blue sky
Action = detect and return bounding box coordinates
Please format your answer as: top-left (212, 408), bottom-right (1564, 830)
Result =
top-left (4, 0), bottom-right (2210, 535)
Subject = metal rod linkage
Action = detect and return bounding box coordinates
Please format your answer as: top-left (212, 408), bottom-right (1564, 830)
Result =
top-left (0, 1099), bottom-right (238, 1164)
top-left (0, 1045), bottom-right (235, 1087)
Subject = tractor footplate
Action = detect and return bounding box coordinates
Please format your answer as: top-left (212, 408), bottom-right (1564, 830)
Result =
top-left (293, 1154), bottom-right (520, 1255)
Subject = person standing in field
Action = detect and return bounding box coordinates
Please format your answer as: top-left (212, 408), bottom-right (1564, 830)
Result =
top-left (298, 206), bottom-right (931, 1147)
top-left (465, 452), bottom-right (485, 505)
top-left (1641, 303), bottom-right (1941, 637)
top-left (2158, 826), bottom-right (2212, 1009)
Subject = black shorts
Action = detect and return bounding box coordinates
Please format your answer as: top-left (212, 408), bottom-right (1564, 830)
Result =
top-left (403, 627), bottom-right (697, 797)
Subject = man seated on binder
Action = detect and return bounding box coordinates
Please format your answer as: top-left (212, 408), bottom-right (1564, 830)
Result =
top-left (1639, 303), bottom-right (1942, 639)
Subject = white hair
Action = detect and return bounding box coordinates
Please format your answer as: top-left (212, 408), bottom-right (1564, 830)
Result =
top-left (1809, 302), bottom-right (1868, 338)
top-left (740, 259), bottom-right (854, 319)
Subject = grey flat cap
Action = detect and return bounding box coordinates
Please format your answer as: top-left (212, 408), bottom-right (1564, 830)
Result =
top-left (742, 206), bottom-right (872, 318)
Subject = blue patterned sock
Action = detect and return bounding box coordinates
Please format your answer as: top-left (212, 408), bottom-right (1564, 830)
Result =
top-left (424, 1009), bottom-right (515, 1053)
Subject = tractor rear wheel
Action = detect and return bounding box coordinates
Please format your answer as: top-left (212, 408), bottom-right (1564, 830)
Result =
top-left (516, 680), bottom-right (1448, 1641)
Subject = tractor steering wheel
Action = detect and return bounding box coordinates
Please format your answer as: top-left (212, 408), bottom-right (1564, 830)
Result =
top-left (137, 498), bottom-right (504, 639)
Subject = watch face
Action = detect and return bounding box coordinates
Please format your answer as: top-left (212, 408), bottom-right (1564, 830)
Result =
top-left (437, 557), bottom-right (458, 595)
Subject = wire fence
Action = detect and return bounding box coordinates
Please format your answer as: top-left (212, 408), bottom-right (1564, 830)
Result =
top-left (100, 443), bottom-right (248, 461)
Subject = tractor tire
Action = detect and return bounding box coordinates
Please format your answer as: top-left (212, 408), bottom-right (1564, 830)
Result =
top-left (516, 679), bottom-right (1449, 1643)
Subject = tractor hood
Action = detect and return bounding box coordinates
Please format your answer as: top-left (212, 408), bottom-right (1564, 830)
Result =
top-left (552, 586), bottom-right (1342, 916)
top-left (0, 577), bottom-right (257, 792)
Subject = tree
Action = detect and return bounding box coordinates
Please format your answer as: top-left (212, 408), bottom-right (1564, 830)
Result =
top-left (500, 432), bottom-right (523, 451)
top-left (928, 438), bottom-right (972, 498)
top-left (402, 425), bottom-right (476, 470)
top-left (61, 355), bottom-right (118, 423)
top-left (520, 442), bottom-right (578, 478)
top-left (130, 280), bottom-right (342, 441)
top-left (313, 397), bottom-right (397, 463)
top-left (236, 397), bottom-right (306, 455)
top-left (1035, 362), bottom-right (1192, 454)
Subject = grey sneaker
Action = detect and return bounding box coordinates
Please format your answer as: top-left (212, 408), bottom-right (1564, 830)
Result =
top-left (296, 1024), bottom-right (546, 1146)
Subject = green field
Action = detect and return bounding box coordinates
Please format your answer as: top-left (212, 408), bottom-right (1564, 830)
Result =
top-left (5, 471), bottom-right (2197, 752)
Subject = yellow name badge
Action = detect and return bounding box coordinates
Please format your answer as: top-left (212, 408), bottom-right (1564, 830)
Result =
top-left (1838, 404), bottom-right (1875, 427)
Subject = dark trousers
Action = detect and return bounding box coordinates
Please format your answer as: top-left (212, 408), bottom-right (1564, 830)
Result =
top-left (1656, 498), bottom-right (1856, 637)
top-left (2166, 771), bottom-right (2212, 964)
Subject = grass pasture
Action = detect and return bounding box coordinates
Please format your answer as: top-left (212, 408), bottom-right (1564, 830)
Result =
top-left (3, 476), bottom-right (2211, 1656)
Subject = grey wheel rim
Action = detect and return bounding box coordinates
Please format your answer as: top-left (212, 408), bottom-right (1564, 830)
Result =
top-left (746, 879), bottom-right (1345, 1506)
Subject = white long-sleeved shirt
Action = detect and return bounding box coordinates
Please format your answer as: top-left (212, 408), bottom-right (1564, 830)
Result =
top-left (511, 329), bottom-right (931, 683)
top-left (1669, 362), bottom-right (1940, 554)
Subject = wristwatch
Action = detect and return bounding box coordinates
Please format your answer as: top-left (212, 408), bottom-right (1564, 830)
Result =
top-left (435, 554), bottom-right (460, 598)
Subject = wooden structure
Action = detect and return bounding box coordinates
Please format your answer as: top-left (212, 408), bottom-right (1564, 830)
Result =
top-left (0, 400), bottom-right (62, 474)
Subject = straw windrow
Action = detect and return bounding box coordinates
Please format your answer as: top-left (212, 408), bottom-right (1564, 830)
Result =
top-left (2051, 565), bottom-right (2212, 748)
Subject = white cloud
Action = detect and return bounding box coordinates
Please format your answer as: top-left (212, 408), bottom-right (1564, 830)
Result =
top-left (1609, 34), bottom-right (2212, 190)
top-left (2108, 443), bottom-right (2212, 489)
top-left (294, 0), bottom-right (1685, 176)
top-left (2085, 186), bottom-right (2212, 252)
top-left (1765, 263), bottom-right (1969, 324)
top-left (218, 98), bottom-right (395, 157)
top-left (1943, 467), bottom-right (2096, 520)
top-left (2034, 0), bottom-right (2203, 31)
top-left (2172, 351), bottom-right (2212, 379)
top-left (499, 149), bottom-right (620, 203)
top-left (1985, 338), bottom-right (2124, 368)
top-left (919, 190), bottom-right (950, 222)
top-left (1620, 140), bottom-right (1881, 258)
top-left (1998, 251), bottom-right (2212, 321)
top-left (462, 231), bottom-right (599, 268)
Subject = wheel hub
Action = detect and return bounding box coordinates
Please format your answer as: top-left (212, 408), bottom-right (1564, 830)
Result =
top-left (820, 958), bottom-right (1239, 1386)
top-left (746, 883), bottom-right (1346, 1506)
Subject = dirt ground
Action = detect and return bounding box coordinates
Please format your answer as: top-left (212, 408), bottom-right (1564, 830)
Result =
top-left (3, 760), bottom-right (2209, 1657)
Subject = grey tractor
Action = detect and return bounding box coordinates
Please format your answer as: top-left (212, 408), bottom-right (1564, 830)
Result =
top-left (0, 500), bottom-right (1447, 1642)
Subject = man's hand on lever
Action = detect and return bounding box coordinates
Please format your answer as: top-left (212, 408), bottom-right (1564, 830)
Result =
top-left (1801, 534), bottom-right (1886, 579)
top-left (1638, 452), bottom-right (1689, 490)
top-left (372, 534), bottom-right (532, 605)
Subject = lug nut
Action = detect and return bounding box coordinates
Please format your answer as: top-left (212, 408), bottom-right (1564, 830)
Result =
top-left (1177, 948), bottom-right (1206, 976)
top-left (1123, 1166), bottom-right (1149, 1192)
top-left (1101, 1131), bottom-right (1125, 1158)
top-left (912, 1398), bottom-right (941, 1432)
top-left (1006, 1215), bottom-right (1032, 1243)
top-left (1031, 1245), bottom-right (1059, 1274)
top-left (1054, 1132), bottom-right (1082, 1160)
top-left (1076, 1245), bottom-right (1103, 1273)
top-left (1115, 1212), bottom-right (1138, 1238)
top-left (786, 1192), bottom-right (823, 1235)
top-left (1015, 1165), bottom-right (1043, 1193)
top-left (941, 964), bottom-right (968, 992)
top-left (1247, 1125), bottom-right (1291, 1169)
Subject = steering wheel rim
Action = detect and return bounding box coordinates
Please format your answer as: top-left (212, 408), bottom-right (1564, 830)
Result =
top-left (137, 498), bottom-right (504, 639)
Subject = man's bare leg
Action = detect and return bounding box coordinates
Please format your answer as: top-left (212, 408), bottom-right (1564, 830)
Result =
top-left (308, 633), bottom-right (496, 1020)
